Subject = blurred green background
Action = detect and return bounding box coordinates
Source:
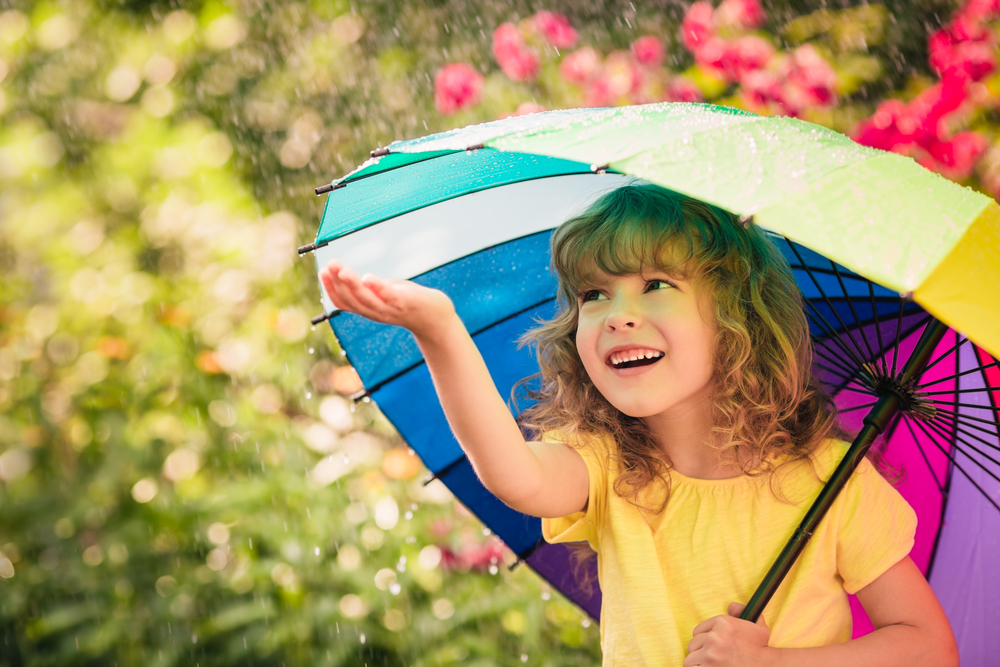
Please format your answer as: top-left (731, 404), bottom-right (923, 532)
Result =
top-left (0, 0), bottom-right (985, 665)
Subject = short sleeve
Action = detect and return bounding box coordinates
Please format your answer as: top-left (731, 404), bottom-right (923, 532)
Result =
top-left (836, 458), bottom-right (918, 594)
top-left (540, 431), bottom-right (608, 550)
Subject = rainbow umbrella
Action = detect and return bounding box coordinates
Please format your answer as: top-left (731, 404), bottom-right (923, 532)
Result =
top-left (302, 103), bottom-right (1000, 661)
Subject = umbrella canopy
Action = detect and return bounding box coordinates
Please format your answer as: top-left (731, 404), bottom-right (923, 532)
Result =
top-left (305, 103), bottom-right (1000, 660)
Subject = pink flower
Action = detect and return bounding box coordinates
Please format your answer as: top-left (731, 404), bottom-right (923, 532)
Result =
top-left (780, 44), bottom-right (838, 111)
top-left (681, 1), bottom-right (715, 52)
top-left (585, 76), bottom-right (618, 107)
top-left (733, 36), bottom-right (775, 75)
top-left (493, 23), bottom-right (540, 81)
top-left (740, 69), bottom-right (784, 108)
top-left (560, 47), bottom-right (602, 84)
top-left (434, 63), bottom-right (484, 115)
top-left (715, 0), bottom-right (766, 29)
top-left (699, 35), bottom-right (774, 82)
top-left (852, 99), bottom-right (909, 152)
top-left (532, 11), bottom-right (578, 49)
top-left (960, 0), bottom-right (1000, 21)
top-left (631, 36), bottom-right (665, 68)
top-left (500, 101), bottom-right (547, 119)
top-left (693, 38), bottom-right (734, 74)
top-left (665, 76), bottom-right (704, 102)
top-left (928, 130), bottom-right (988, 178)
top-left (437, 541), bottom-right (507, 572)
top-left (604, 50), bottom-right (641, 96)
top-left (929, 17), bottom-right (996, 81)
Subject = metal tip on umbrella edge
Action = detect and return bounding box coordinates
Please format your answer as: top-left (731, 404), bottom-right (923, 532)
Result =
top-left (508, 539), bottom-right (544, 570)
top-left (465, 143), bottom-right (485, 153)
top-left (310, 311), bottom-right (334, 326)
top-left (899, 291), bottom-right (914, 302)
top-left (298, 239), bottom-right (330, 255)
top-left (370, 146), bottom-right (391, 158)
top-left (590, 163), bottom-right (610, 174)
top-left (739, 214), bottom-right (754, 229)
top-left (315, 182), bottom-right (346, 196)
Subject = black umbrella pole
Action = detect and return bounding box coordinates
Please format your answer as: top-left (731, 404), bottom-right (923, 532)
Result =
top-left (739, 318), bottom-right (950, 623)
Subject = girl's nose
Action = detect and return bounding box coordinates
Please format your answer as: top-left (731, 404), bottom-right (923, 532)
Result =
top-left (604, 298), bottom-right (640, 331)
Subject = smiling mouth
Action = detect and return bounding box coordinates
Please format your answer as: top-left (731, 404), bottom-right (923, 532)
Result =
top-left (612, 356), bottom-right (662, 370)
top-left (607, 350), bottom-right (665, 369)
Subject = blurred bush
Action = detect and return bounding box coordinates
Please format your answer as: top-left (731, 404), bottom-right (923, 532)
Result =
top-left (0, 0), bottom-right (986, 665)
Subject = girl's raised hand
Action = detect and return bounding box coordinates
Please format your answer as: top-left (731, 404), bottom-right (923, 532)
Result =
top-left (684, 603), bottom-right (771, 667)
top-left (319, 259), bottom-right (457, 341)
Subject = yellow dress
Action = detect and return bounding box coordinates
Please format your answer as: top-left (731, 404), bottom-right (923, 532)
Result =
top-left (542, 433), bottom-right (917, 667)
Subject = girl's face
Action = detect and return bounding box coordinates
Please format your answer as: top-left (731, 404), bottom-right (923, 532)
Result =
top-left (574, 266), bottom-right (717, 423)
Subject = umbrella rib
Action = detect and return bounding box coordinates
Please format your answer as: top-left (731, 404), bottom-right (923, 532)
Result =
top-left (829, 260), bottom-right (879, 371)
top-left (891, 299), bottom-right (906, 378)
top-left (929, 412), bottom-right (1000, 453)
top-left (868, 279), bottom-right (888, 377)
top-left (932, 408), bottom-right (1000, 430)
top-left (913, 333), bottom-right (969, 380)
top-left (908, 417), bottom-right (1000, 514)
top-left (922, 399), bottom-right (1000, 412)
top-left (901, 416), bottom-right (945, 492)
top-left (812, 341), bottom-right (869, 385)
top-left (921, 418), bottom-right (1000, 483)
top-left (913, 360), bottom-right (1000, 390)
top-left (838, 400), bottom-right (880, 413)
top-left (929, 417), bottom-right (1000, 462)
top-left (813, 358), bottom-right (854, 383)
top-left (802, 305), bottom-right (871, 378)
top-left (836, 383), bottom-right (879, 398)
top-left (786, 241), bottom-right (871, 370)
top-left (915, 386), bottom-right (1000, 397)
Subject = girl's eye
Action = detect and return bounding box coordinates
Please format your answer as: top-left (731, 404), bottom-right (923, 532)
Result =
top-left (645, 279), bottom-right (674, 292)
top-left (579, 289), bottom-right (605, 302)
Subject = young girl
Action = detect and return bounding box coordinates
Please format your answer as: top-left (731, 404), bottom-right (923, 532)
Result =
top-left (319, 184), bottom-right (958, 667)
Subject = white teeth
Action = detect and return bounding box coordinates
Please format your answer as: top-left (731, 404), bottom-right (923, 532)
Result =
top-left (610, 350), bottom-right (663, 365)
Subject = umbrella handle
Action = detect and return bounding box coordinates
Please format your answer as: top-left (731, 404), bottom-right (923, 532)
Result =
top-left (739, 318), bottom-right (950, 623)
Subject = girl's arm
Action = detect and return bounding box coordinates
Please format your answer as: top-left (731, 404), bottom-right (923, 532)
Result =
top-left (319, 260), bottom-right (590, 519)
top-left (685, 556), bottom-right (959, 667)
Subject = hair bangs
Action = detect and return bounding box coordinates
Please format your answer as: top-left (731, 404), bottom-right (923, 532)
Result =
top-left (554, 189), bottom-right (701, 297)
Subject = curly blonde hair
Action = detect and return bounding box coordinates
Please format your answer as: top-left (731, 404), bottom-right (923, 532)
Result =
top-left (516, 183), bottom-right (847, 512)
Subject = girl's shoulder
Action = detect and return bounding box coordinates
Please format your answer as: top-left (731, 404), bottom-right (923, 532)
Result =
top-left (540, 428), bottom-right (616, 459)
top-left (778, 437), bottom-right (890, 489)
top-left (770, 438), bottom-right (853, 499)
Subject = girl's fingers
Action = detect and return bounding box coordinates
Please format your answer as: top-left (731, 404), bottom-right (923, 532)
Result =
top-left (337, 267), bottom-right (396, 318)
top-left (361, 274), bottom-right (403, 308)
top-left (329, 268), bottom-right (376, 315)
top-left (320, 269), bottom-right (349, 312)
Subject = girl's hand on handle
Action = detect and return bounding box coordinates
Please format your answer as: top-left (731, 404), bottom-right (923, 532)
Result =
top-left (319, 259), bottom-right (456, 342)
top-left (684, 603), bottom-right (772, 667)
